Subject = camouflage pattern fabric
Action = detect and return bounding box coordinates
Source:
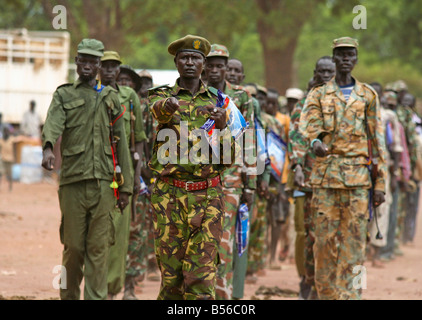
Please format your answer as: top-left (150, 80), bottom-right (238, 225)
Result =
top-left (396, 105), bottom-right (418, 171)
top-left (299, 77), bottom-right (387, 192)
top-left (151, 179), bottom-right (224, 300)
top-left (247, 194), bottom-right (268, 275)
top-left (303, 192), bottom-right (315, 287)
top-left (293, 195), bottom-right (306, 277)
top-left (312, 187), bottom-right (369, 300)
top-left (215, 188), bottom-right (241, 300)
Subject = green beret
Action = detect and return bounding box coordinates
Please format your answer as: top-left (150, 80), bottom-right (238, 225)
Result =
top-left (77, 38), bottom-right (104, 57)
top-left (101, 51), bottom-right (122, 63)
top-left (332, 37), bottom-right (359, 49)
top-left (207, 44), bottom-right (230, 58)
top-left (168, 35), bottom-right (211, 57)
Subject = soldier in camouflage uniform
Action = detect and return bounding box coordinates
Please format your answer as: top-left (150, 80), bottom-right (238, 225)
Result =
top-left (148, 35), bottom-right (236, 300)
top-left (299, 37), bottom-right (387, 300)
top-left (123, 70), bottom-right (160, 300)
top-left (205, 44), bottom-right (256, 300)
top-left (99, 52), bottom-right (147, 300)
top-left (288, 56), bottom-right (335, 299)
top-left (41, 39), bottom-right (133, 300)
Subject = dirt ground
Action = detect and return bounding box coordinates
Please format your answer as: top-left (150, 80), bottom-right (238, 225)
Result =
top-left (1, 180), bottom-right (421, 300)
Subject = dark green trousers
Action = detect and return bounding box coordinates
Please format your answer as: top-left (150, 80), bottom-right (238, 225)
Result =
top-left (58, 179), bottom-right (115, 300)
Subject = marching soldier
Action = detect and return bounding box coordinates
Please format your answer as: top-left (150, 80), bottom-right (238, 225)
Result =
top-left (41, 39), bottom-right (133, 300)
top-left (299, 37), bottom-right (387, 300)
top-left (148, 35), bottom-right (236, 300)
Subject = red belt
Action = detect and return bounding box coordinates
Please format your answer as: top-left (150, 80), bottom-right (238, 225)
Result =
top-left (161, 176), bottom-right (220, 191)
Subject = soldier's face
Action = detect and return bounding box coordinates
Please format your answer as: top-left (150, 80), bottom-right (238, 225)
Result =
top-left (117, 73), bottom-right (135, 89)
top-left (257, 91), bottom-right (268, 111)
top-left (267, 92), bottom-right (279, 116)
top-left (175, 51), bottom-right (205, 79)
top-left (332, 48), bottom-right (358, 74)
top-left (226, 60), bottom-right (245, 85)
top-left (75, 54), bottom-right (101, 81)
top-left (401, 93), bottom-right (415, 108)
top-left (314, 59), bottom-right (335, 84)
top-left (205, 57), bottom-right (227, 86)
top-left (139, 78), bottom-right (152, 97)
top-left (100, 60), bottom-right (120, 85)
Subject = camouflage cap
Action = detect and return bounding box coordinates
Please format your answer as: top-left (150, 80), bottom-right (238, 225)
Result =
top-left (207, 44), bottom-right (230, 58)
top-left (168, 35), bottom-right (211, 57)
top-left (384, 82), bottom-right (397, 92)
top-left (383, 91), bottom-right (398, 105)
top-left (256, 84), bottom-right (268, 95)
top-left (278, 96), bottom-right (287, 108)
top-left (138, 69), bottom-right (152, 80)
top-left (77, 38), bottom-right (104, 57)
top-left (101, 51), bottom-right (122, 63)
top-left (394, 80), bottom-right (408, 92)
top-left (244, 84), bottom-right (257, 97)
top-left (332, 37), bottom-right (359, 49)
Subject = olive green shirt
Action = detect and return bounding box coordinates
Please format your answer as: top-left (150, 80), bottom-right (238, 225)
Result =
top-left (42, 78), bottom-right (133, 194)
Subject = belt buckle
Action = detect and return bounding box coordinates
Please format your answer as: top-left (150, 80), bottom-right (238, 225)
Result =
top-left (185, 181), bottom-right (193, 191)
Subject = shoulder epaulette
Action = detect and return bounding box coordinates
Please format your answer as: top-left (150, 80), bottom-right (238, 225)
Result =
top-left (362, 83), bottom-right (378, 97)
top-left (148, 84), bottom-right (171, 92)
top-left (57, 83), bottom-right (72, 90)
top-left (207, 86), bottom-right (219, 97)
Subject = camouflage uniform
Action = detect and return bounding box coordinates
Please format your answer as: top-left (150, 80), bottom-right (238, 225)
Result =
top-left (300, 77), bottom-right (387, 300)
top-left (126, 96), bottom-right (159, 283)
top-left (288, 97), bottom-right (316, 287)
top-left (148, 75), bottom-right (236, 300)
top-left (215, 81), bottom-right (256, 300)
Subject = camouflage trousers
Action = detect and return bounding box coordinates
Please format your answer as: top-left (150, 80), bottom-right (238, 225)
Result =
top-left (126, 193), bottom-right (158, 281)
top-left (151, 179), bottom-right (224, 300)
top-left (215, 187), bottom-right (242, 300)
top-left (303, 192), bottom-right (315, 287)
top-left (247, 194), bottom-right (268, 275)
top-left (312, 188), bottom-right (369, 300)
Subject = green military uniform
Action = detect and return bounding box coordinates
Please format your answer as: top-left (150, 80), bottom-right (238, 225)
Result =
top-left (148, 35), bottom-right (236, 300)
top-left (103, 51), bottom-right (147, 296)
top-left (42, 40), bottom-right (133, 300)
top-left (288, 96), bottom-right (317, 294)
top-left (299, 37), bottom-right (387, 300)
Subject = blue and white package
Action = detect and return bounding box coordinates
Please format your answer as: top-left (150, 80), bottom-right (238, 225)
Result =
top-left (266, 130), bottom-right (287, 182)
top-left (236, 203), bottom-right (249, 257)
top-left (255, 118), bottom-right (270, 166)
top-left (139, 175), bottom-right (150, 195)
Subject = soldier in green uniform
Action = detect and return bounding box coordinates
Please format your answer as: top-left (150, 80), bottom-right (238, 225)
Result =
top-left (41, 39), bottom-right (133, 300)
top-left (288, 56), bottom-right (335, 299)
top-left (148, 35), bottom-right (236, 300)
top-left (124, 69), bottom-right (160, 300)
top-left (299, 37), bottom-right (387, 300)
top-left (205, 44), bottom-right (256, 300)
top-left (98, 51), bottom-right (147, 300)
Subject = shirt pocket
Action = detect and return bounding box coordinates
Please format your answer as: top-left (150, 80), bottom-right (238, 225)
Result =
top-left (340, 159), bottom-right (371, 187)
top-left (64, 98), bottom-right (87, 128)
top-left (321, 99), bottom-right (336, 132)
top-left (350, 100), bottom-right (366, 136)
top-left (61, 144), bottom-right (85, 177)
top-left (103, 145), bottom-right (115, 175)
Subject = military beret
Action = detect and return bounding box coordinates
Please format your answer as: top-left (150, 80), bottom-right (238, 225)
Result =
top-left (207, 44), bottom-right (230, 58)
top-left (77, 38), bottom-right (104, 57)
top-left (168, 35), bottom-right (211, 57)
top-left (286, 88), bottom-right (304, 100)
top-left (138, 69), bottom-right (153, 80)
top-left (101, 51), bottom-right (122, 63)
top-left (332, 37), bottom-right (359, 49)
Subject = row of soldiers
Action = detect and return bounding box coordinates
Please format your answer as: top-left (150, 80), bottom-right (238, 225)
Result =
top-left (41, 34), bottom-right (420, 300)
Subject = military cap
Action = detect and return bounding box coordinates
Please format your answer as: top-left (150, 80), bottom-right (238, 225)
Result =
top-left (168, 35), bottom-right (211, 57)
top-left (256, 84), bottom-right (268, 95)
top-left (384, 82), bottom-right (397, 92)
top-left (120, 64), bottom-right (142, 91)
top-left (77, 38), bottom-right (104, 57)
top-left (383, 91), bottom-right (398, 105)
top-left (244, 84), bottom-right (257, 97)
top-left (101, 51), bottom-right (122, 63)
top-left (394, 80), bottom-right (408, 92)
top-left (278, 96), bottom-right (287, 108)
top-left (207, 44), bottom-right (230, 58)
top-left (138, 69), bottom-right (153, 80)
top-left (286, 88), bottom-right (304, 100)
top-left (332, 37), bottom-right (359, 49)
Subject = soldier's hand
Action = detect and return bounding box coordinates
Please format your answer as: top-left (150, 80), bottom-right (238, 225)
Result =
top-left (117, 192), bottom-right (130, 213)
top-left (293, 165), bottom-right (305, 188)
top-left (373, 190), bottom-right (385, 207)
top-left (164, 97), bottom-right (180, 114)
top-left (42, 147), bottom-right (55, 170)
top-left (313, 140), bottom-right (328, 157)
top-left (241, 189), bottom-right (255, 209)
top-left (206, 106), bottom-right (227, 130)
